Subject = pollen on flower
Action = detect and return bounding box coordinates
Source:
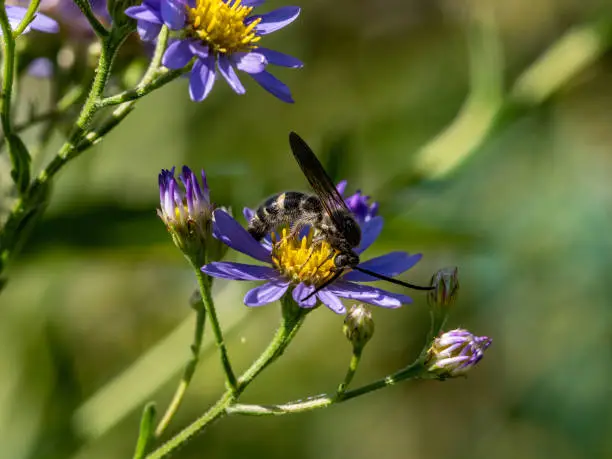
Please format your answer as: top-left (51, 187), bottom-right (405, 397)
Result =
top-left (271, 228), bottom-right (338, 286)
top-left (186, 0), bottom-right (262, 54)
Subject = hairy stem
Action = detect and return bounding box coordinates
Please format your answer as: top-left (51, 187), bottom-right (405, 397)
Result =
top-left (336, 349), bottom-right (362, 395)
top-left (154, 294), bottom-right (207, 437)
top-left (192, 264), bottom-right (237, 393)
top-left (144, 301), bottom-right (308, 459)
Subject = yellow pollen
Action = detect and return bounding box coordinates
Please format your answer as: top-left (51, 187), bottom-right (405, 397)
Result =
top-left (271, 228), bottom-right (339, 287)
top-left (186, 0), bottom-right (262, 54)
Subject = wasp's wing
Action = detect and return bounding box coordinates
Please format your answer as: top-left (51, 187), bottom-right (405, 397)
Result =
top-left (288, 132), bottom-right (350, 225)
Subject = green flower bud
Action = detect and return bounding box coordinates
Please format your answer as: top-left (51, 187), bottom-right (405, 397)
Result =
top-left (107, 0), bottom-right (139, 31)
top-left (428, 267), bottom-right (459, 309)
top-left (343, 304), bottom-right (374, 351)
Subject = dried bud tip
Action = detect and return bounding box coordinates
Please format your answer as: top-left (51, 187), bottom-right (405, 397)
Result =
top-left (428, 267), bottom-right (459, 309)
top-left (426, 328), bottom-right (492, 378)
top-left (343, 304), bottom-right (375, 350)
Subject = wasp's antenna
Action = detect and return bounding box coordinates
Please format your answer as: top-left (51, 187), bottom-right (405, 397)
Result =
top-left (354, 267), bottom-right (433, 291)
top-left (302, 270), bottom-right (345, 301)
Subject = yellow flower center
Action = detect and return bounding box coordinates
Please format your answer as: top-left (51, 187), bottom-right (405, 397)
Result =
top-left (186, 0), bottom-right (262, 54)
top-left (271, 228), bottom-right (338, 287)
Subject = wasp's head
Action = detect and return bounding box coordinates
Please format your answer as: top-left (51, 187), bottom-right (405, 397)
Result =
top-left (330, 210), bottom-right (361, 248)
top-left (333, 250), bottom-right (360, 269)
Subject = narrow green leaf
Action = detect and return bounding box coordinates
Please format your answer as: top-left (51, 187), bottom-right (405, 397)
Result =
top-left (133, 402), bottom-right (157, 459)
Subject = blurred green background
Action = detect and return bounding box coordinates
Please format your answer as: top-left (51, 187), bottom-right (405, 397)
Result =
top-left (2, 0), bottom-right (612, 458)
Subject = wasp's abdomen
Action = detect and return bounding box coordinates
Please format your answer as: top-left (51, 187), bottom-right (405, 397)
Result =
top-left (248, 191), bottom-right (323, 241)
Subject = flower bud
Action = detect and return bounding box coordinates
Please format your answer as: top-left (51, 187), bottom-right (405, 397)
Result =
top-left (107, 0), bottom-right (139, 31)
top-left (428, 267), bottom-right (459, 309)
top-left (426, 329), bottom-right (492, 378)
top-left (343, 304), bottom-right (375, 351)
top-left (158, 166), bottom-right (226, 264)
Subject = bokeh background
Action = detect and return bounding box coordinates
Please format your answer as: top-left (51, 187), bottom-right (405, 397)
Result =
top-left (1, 0), bottom-right (612, 458)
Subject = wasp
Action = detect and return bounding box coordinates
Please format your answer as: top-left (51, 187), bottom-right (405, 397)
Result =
top-left (248, 132), bottom-right (431, 299)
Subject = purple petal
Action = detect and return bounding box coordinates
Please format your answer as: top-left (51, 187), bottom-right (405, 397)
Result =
top-left (30, 12), bottom-right (60, 33)
top-left (254, 6), bottom-right (300, 35)
top-left (356, 216), bottom-right (383, 254)
top-left (249, 71), bottom-right (294, 103)
top-left (344, 252), bottom-right (423, 282)
top-left (329, 281), bottom-right (412, 308)
top-left (189, 42), bottom-right (210, 59)
top-left (292, 283), bottom-right (317, 308)
top-left (218, 55), bottom-right (245, 94)
top-left (212, 209), bottom-right (271, 263)
top-left (232, 52), bottom-right (267, 74)
top-left (243, 207), bottom-right (255, 223)
top-left (137, 20), bottom-right (162, 42)
top-left (242, 0), bottom-right (265, 6)
top-left (317, 289), bottom-right (346, 314)
top-left (256, 47), bottom-right (303, 68)
top-left (189, 55), bottom-right (216, 102)
top-left (125, 4), bottom-right (162, 23)
top-left (161, 0), bottom-right (186, 29)
top-left (336, 180), bottom-right (347, 195)
top-left (162, 40), bottom-right (193, 69)
top-left (244, 281), bottom-right (289, 306)
top-left (202, 262), bottom-right (279, 281)
top-left (27, 58), bottom-right (53, 78)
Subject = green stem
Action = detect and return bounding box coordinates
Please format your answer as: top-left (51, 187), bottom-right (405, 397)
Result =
top-left (97, 67), bottom-right (189, 108)
top-left (12, 0), bottom-right (40, 37)
top-left (0, 2), bottom-right (30, 192)
top-left (144, 301), bottom-right (308, 459)
top-left (227, 360), bottom-right (427, 417)
top-left (154, 295), bottom-right (207, 437)
top-left (72, 0), bottom-right (108, 38)
top-left (192, 264), bottom-right (238, 393)
top-left (336, 349), bottom-right (362, 395)
top-left (140, 26), bottom-right (169, 86)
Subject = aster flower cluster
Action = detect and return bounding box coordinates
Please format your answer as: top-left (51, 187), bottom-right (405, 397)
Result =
top-left (126, 0), bottom-right (302, 102)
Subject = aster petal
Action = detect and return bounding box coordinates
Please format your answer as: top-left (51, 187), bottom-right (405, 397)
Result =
top-left (189, 42), bottom-right (210, 59)
top-left (243, 207), bottom-right (255, 223)
top-left (336, 180), bottom-right (347, 195)
top-left (161, 0), bottom-right (186, 29)
top-left (256, 47), bottom-right (303, 68)
top-left (212, 209), bottom-right (271, 263)
top-left (292, 283), bottom-right (317, 308)
top-left (355, 216), bottom-right (383, 254)
top-left (125, 4), bottom-right (162, 23)
top-left (317, 289), bottom-right (346, 314)
top-left (29, 12), bottom-right (60, 33)
top-left (162, 40), bottom-right (193, 69)
top-left (242, 0), bottom-right (265, 6)
top-left (344, 252), bottom-right (422, 282)
top-left (189, 55), bottom-right (216, 102)
top-left (202, 262), bottom-right (279, 281)
top-left (232, 52), bottom-right (267, 74)
top-left (218, 55), bottom-right (245, 94)
top-left (244, 281), bottom-right (290, 307)
top-left (249, 71), bottom-right (293, 103)
top-left (254, 6), bottom-right (300, 35)
top-left (27, 58), bottom-right (53, 78)
top-left (137, 20), bottom-right (162, 41)
top-left (328, 281), bottom-right (412, 308)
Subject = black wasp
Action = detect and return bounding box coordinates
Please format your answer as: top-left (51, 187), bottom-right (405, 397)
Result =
top-left (248, 132), bottom-right (431, 300)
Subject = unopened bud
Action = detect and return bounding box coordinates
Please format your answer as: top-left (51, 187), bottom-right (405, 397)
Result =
top-left (428, 267), bottom-right (459, 309)
top-left (107, 0), bottom-right (139, 31)
top-left (426, 329), bottom-right (492, 378)
top-left (343, 304), bottom-right (374, 351)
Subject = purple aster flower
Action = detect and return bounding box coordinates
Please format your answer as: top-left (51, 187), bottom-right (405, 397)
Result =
top-left (202, 182), bottom-right (423, 314)
top-left (158, 166), bottom-right (227, 262)
top-left (125, 0), bottom-right (303, 103)
top-left (338, 180), bottom-right (379, 224)
top-left (2, 5), bottom-right (59, 34)
top-left (426, 329), bottom-right (492, 377)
